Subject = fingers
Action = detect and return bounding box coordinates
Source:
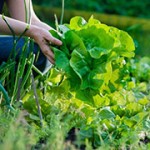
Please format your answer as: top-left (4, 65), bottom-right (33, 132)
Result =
top-left (33, 28), bottom-right (62, 64)
top-left (51, 37), bottom-right (62, 46)
top-left (45, 51), bottom-right (54, 64)
top-left (46, 55), bottom-right (54, 64)
top-left (40, 44), bottom-right (55, 64)
top-left (47, 34), bottom-right (62, 46)
top-left (43, 34), bottom-right (62, 64)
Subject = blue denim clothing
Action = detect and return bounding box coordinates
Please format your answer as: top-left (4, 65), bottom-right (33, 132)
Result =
top-left (0, 36), bottom-right (47, 72)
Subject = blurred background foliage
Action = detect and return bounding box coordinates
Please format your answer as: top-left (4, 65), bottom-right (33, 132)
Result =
top-left (32, 0), bottom-right (150, 18)
top-left (32, 0), bottom-right (150, 57)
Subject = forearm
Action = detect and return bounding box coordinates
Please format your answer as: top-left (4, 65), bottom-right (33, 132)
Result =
top-left (6, 0), bottom-right (31, 23)
top-left (0, 14), bottom-right (36, 37)
top-left (6, 0), bottom-right (53, 31)
top-left (1, 0), bottom-right (62, 64)
top-left (32, 19), bottom-right (53, 31)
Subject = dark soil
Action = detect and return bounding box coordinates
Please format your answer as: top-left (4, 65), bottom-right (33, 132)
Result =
top-left (66, 128), bottom-right (86, 150)
top-left (140, 136), bottom-right (150, 144)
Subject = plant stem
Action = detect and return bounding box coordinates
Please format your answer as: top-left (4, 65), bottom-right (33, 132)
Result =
top-left (0, 82), bottom-right (15, 111)
top-left (31, 72), bottom-right (43, 127)
top-left (16, 78), bottom-right (22, 102)
top-left (60, 0), bottom-right (64, 25)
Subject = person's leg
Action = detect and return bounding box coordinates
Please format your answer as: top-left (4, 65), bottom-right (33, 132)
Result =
top-left (0, 36), bottom-right (47, 72)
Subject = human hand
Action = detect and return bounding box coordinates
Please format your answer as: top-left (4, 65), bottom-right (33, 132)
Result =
top-left (28, 25), bottom-right (62, 64)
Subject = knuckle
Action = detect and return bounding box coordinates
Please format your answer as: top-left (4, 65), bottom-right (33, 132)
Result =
top-left (51, 37), bottom-right (57, 43)
top-left (43, 49), bottom-right (49, 55)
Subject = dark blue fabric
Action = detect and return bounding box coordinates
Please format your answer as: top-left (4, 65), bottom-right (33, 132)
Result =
top-left (0, 0), bottom-right (4, 13)
top-left (0, 36), bottom-right (46, 72)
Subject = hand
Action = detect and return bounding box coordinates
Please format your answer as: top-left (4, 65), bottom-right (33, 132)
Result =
top-left (28, 25), bottom-right (62, 64)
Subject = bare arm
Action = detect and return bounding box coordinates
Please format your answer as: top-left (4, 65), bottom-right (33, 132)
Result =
top-left (1, 0), bottom-right (62, 64)
top-left (6, 0), bottom-right (31, 23)
top-left (6, 0), bottom-right (53, 30)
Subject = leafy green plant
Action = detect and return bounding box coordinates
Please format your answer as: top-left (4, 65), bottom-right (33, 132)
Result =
top-left (0, 15), bottom-right (150, 150)
top-left (42, 16), bottom-right (149, 149)
top-left (50, 16), bottom-right (135, 105)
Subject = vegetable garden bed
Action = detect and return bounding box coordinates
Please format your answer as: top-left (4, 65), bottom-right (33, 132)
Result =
top-left (0, 9), bottom-right (150, 150)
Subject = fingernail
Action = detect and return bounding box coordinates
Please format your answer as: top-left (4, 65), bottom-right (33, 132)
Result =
top-left (59, 40), bottom-right (63, 45)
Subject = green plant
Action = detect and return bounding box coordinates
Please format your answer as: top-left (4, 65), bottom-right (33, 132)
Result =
top-left (50, 16), bottom-right (135, 104)
top-left (20, 16), bottom-right (150, 149)
top-left (0, 13), bottom-right (150, 149)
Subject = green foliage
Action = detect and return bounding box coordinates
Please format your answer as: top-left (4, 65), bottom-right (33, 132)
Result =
top-left (0, 110), bottom-right (37, 150)
top-left (32, 0), bottom-right (150, 18)
top-left (50, 16), bottom-right (135, 104)
top-left (128, 57), bottom-right (150, 82)
top-left (0, 16), bottom-right (150, 149)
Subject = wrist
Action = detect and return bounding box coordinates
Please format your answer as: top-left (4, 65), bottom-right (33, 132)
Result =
top-left (25, 25), bottom-right (40, 39)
